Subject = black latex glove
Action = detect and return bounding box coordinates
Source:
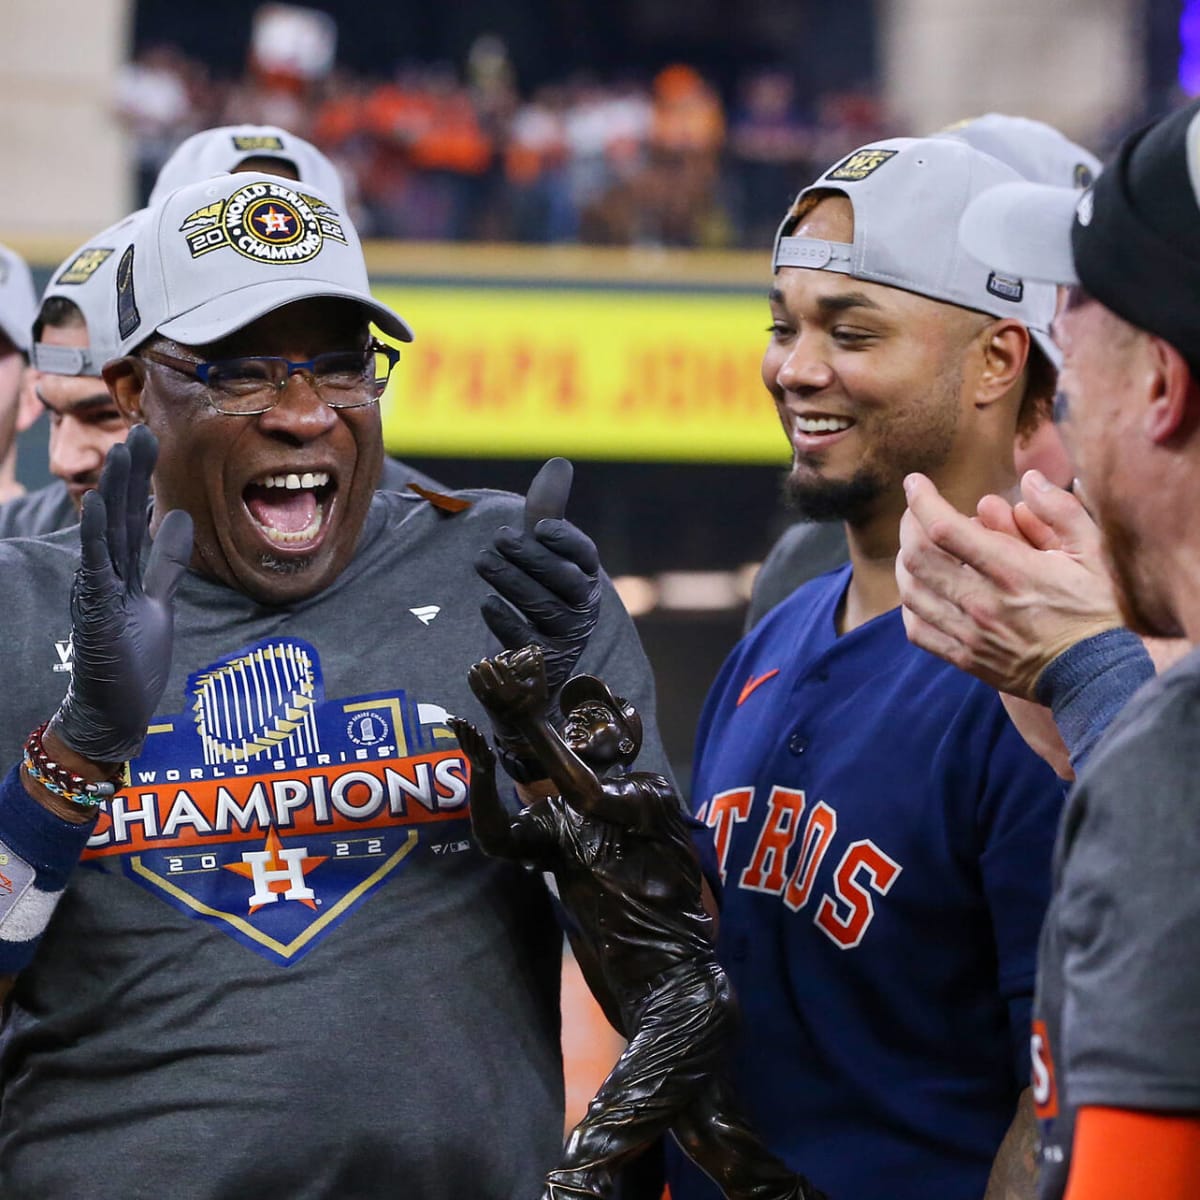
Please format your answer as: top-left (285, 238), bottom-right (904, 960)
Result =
top-left (474, 457), bottom-right (601, 698)
top-left (49, 425), bottom-right (194, 764)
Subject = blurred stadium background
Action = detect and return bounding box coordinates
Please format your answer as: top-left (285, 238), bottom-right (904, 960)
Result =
top-left (0, 0), bottom-right (1187, 784)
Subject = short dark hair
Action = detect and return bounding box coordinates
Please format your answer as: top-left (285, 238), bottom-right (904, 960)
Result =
top-left (1017, 341), bottom-right (1059, 438)
top-left (32, 295), bottom-right (85, 344)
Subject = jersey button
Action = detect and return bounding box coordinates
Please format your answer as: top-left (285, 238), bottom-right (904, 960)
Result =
top-left (787, 731), bottom-right (808, 755)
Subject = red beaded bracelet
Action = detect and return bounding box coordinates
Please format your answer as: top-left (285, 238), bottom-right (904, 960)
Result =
top-left (22, 722), bottom-right (127, 809)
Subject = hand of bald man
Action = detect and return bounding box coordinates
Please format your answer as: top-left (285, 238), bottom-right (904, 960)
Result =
top-left (895, 470), bottom-right (1122, 700)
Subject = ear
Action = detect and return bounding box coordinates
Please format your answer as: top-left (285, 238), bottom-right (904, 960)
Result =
top-left (102, 357), bottom-right (146, 425)
top-left (974, 319), bottom-right (1030, 410)
top-left (16, 367), bottom-right (42, 434)
top-left (1142, 336), bottom-right (1200, 445)
top-left (618, 738), bottom-right (635, 756)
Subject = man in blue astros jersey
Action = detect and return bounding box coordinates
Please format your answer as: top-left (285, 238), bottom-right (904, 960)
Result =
top-left (0, 170), bottom-right (670, 1199)
top-left (744, 112), bottom-right (1101, 632)
top-left (666, 137), bottom-right (1068, 1200)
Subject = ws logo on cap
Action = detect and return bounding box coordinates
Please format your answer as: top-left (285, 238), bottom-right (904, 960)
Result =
top-left (180, 181), bottom-right (346, 265)
top-left (826, 148), bottom-right (897, 182)
top-left (56, 247), bottom-right (114, 285)
top-left (232, 134), bottom-right (286, 152)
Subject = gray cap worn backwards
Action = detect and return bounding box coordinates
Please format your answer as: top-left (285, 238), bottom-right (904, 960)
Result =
top-left (959, 99), bottom-right (1200, 369)
top-left (773, 136), bottom-right (1059, 367)
top-left (150, 124), bottom-right (348, 211)
top-left (33, 211), bottom-right (146, 377)
top-left (936, 112), bottom-right (1101, 190)
top-left (114, 171), bottom-right (413, 355)
top-left (0, 243), bottom-right (37, 355)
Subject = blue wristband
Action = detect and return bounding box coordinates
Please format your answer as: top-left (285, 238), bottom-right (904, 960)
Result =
top-left (1035, 629), bottom-right (1155, 773)
top-left (0, 763), bottom-right (97, 975)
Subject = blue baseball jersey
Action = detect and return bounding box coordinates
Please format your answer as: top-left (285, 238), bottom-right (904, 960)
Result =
top-left (666, 565), bottom-right (1065, 1200)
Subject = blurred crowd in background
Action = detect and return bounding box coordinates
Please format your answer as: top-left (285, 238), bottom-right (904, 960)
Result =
top-left (116, 35), bottom-right (888, 248)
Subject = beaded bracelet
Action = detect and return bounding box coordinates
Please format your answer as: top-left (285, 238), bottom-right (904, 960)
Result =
top-left (22, 722), bottom-right (127, 809)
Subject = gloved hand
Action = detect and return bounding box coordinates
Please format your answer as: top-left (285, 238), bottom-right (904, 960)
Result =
top-left (474, 459), bottom-right (600, 783)
top-left (48, 424), bottom-right (194, 765)
top-left (475, 458), bottom-right (601, 697)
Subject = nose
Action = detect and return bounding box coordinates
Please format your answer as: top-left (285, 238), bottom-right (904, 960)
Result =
top-left (254, 373), bottom-right (340, 442)
top-left (50, 416), bottom-right (105, 482)
top-left (775, 334), bottom-right (835, 395)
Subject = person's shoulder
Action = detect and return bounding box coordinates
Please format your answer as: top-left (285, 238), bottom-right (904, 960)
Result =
top-left (378, 457), bottom-right (447, 495)
top-left (753, 560), bottom-right (850, 633)
top-left (747, 521), bottom-right (850, 628)
top-left (0, 518), bottom-right (79, 581)
top-left (0, 482), bottom-right (75, 539)
top-left (372, 485), bottom-right (522, 523)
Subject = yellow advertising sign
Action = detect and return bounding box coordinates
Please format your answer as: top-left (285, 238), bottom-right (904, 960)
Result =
top-left (375, 284), bottom-right (786, 463)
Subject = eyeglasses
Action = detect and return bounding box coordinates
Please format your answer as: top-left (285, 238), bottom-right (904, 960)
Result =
top-left (140, 338), bottom-right (401, 415)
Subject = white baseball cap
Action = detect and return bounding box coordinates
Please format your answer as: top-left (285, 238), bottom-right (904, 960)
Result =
top-left (773, 136), bottom-right (1058, 367)
top-left (0, 243), bottom-right (37, 355)
top-left (33, 212), bottom-right (145, 376)
top-left (114, 171), bottom-right (413, 355)
top-left (149, 124), bottom-right (347, 211)
top-left (936, 113), bottom-right (1101, 191)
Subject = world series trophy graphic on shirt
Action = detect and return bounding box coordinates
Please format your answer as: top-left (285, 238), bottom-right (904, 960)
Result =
top-left (449, 644), bottom-right (826, 1200)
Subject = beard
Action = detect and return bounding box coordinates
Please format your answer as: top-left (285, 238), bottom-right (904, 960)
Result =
top-left (1096, 500), bottom-right (1184, 639)
top-left (781, 358), bottom-right (964, 526)
top-left (783, 466), bottom-right (887, 524)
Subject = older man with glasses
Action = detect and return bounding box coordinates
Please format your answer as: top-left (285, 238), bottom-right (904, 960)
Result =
top-left (0, 171), bottom-right (669, 1199)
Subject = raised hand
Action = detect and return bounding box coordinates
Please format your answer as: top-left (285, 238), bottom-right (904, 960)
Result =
top-left (447, 717), bottom-right (496, 775)
top-left (467, 646), bottom-right (549, 721)
top-left (475, 458), bottom-right (601, 698)
top-left (48, 425), bottom-right (194, 765)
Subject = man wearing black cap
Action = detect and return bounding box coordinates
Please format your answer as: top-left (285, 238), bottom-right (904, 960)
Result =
top-left (895, 99), bottom-right (1200, 1199)
top-left (451, 645), bottom-right (820, 1200)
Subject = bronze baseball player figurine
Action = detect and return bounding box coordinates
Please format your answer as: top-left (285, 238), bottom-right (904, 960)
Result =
top-left (449, 644), bottom-right (825, 1200)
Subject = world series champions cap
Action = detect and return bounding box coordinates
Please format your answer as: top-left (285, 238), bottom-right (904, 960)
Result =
top-left (32, 211), bottom-right (146, 376)
top-left (773, 137), bottom-right (1058, 367)
top-left (149, 124), bottom-right (348, 211)
top-left (113, 171), bottom-right (413, 355)
top-left (936, 113), bottom-right (1102, 191)
top-left (0, 243), bottom-right (37, 355)
top-left (959, 99), bottom-right (1200, 368)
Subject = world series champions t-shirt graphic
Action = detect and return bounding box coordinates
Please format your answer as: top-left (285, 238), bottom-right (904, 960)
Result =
top-left (79, 636), bottom-right (471, 965)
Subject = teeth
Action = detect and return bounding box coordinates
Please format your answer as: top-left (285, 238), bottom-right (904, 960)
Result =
top-left (796, 416), bottom-right (852, 434)
top-left (260, 471), bottom-right (330, 490)
top-left (260, 501), bottom-right (325, 545)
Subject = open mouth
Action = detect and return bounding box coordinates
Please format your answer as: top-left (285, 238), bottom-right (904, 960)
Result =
top-left (243, 471), bottom-right (337, 550)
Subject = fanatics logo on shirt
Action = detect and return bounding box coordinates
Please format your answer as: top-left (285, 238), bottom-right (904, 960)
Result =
top-left (80, 636), bottom-right (472, 966)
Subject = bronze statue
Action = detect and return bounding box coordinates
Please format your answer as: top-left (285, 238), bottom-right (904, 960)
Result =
top-left (449, 644), bottom-right (826, 1200)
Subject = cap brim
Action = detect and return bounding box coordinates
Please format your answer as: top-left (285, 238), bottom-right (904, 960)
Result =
top-left (156, 278), bottom-right (414, 347)
top-left (959, 182), bottom-right (1080, 286)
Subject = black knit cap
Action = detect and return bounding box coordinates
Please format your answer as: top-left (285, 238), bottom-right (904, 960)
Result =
top-left (1074, 98), bottom-right (1200, 365)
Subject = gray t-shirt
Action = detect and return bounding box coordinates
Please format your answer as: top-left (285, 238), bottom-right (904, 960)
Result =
top-left (1034, 646), bottom-right (1200, 1198)
top-left (0, 480), bottom-right (77, 538)
top-left (379, 455), bottom-right (445, 495)
top-left (0, 488), bottom-right (670, 1200)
